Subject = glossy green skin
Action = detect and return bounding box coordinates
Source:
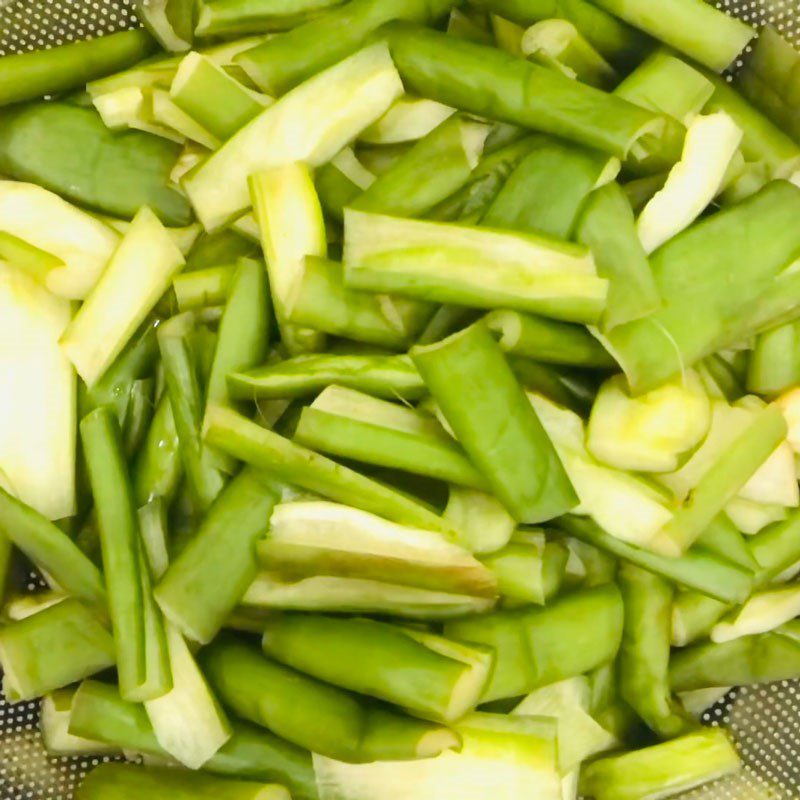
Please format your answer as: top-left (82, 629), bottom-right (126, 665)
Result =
top-left (618, 564), bottom-right (691, 738)
top-left (747, 319), bottom-right (800, 396)
top-left (196, 0), bottom-right (343, 37)
top-left (0, 599), bottom-right (115, 701)
top-left (0, 30), bottom-right (155, 107)
top-left (80, 408), bottom-right (146, 700)
top-left (133, 393), bottom-right (183, 507)
top-left (70, 681), bottom-right (319, 800)
top-left (384, 23), bottom-right (660, 158)
top-left (557, 516), bottom-right (753, 605)
top-left (0, 103), bottom-right (192, 225)
top-left (155, 468), bottom-right (278, 644)
top-left (445, 583), bottom-right (623, 700)
top-left (236, 0), bottom-right (457, 95)
top-left (202, 636), bottom-right (456, 762)
top-left (412, 323), bottom-right (577, 523)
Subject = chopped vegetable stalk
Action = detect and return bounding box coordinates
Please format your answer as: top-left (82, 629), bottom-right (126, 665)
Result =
top-left (0, 264), bottom-right (76, 520)
top-left (748, 320), bottom-right (800, 396)
top-left (603, 181), bottom-right (800, 394)
top-left (156, 468), bottom-right (278, 643)
top-left (445, 583), bottom-right (623, 700)
top-left (618, 563), bottom-right (691, 738)
top-left (203, 258), bottom-right (270, 447)
top-left (0, 29), bottom-right (155, 107)
top-left (69, 682), bottom-right (319, 800)
top-left (195, 0), bottom-right (343, 36)
top-left (384, 24), bottom-right (663, 157)
top-left (41, 688), bottom-right (118, 756)
top-left (0, 103), bottom-right (192, 226)
top-left (249, 163), bottom-right (327, 354)
top-left (228, 353), bottom-right (425, 400)
top-left (558, 515), bottom-right (753, 604)
top-left (262, 614), bottom-right (493, 722)
top-left (412, 323), bottom-right (577, 523)
top-left (170, 52), bottom-right (271, 141)
top-left (480, 530), bottom-right (568, 604)
top-left (574, 181), bottom-right (660, 330)
top-left (241, 574), bottom-right (494, 619)
top-left (697, 514), bottom-right (757, 571)
top-left (289, 257), bottom-right (431, 347)
top-left (344, 209), bottom-right (606, 324)
top-left (614, 49), bottom-right (714, 124)
top-left (294, 390), bottom-right (489, 490)
top-left (174, 265), bottom-right (234, 311)
top-left (443, 486), bottom-right (516, 554)
top-left (586, 372), bottom-right (710, 473)
top-left (316, 148), bottom-right (375, 220)
top-left (711, 585), bottom-right (800, 643)
top-left (650, 404), bottom-right (788, 557)
top-left (359, 97), bottom-right (456, 145)
top-left (467, 0), bottom-right (651, 68)
top-left (481, 137), bottom-right (619, 240)
top-left (579, 728), bottom-right (741, 800)
top-left (491, 14), bottom-right (525, 54)
top-left (76, 763), bottom-right (290, 800)
top-left (0, 599), bottom-right (115, 701)
top-left (447, 7), bottom-right (494, 44)
top-left (81, 407), bottom-right (150, 701)
top-left (636, 112), bottom-right (743, 254)
top-left (148, 89), bottom-right (220, 149)
top-left (205, 406), bottom-right (453, 535)
top-left (312, 713), bottom-right (560, 800)
top-left (512, 676), bottom-right (618, 772)
top-left (670, 622), bottom-right (800, 690)
top-left (671, 591), bottom-right (731, 648)
top-left (0, 181), bottom-right (119, 300)
top-left (134, 0), bottom-right (195, 53)
top-left (158, 313), bottom-right (226, 512)
top-left (61, 207), bottom-right (184, 386)
top-left (93, 86), bottom-right (180, 138)
top-left (257, 500), bottom-right (496, 598)
top-left (236, 0), bottom-right (455, 95)
top-left (0, 488), bottom-right (105, 608)
top-left (184, 43), bottom-right (403, 231)
top-left (521, 20), bottom-right (618, 89)
top-left (351, 116), bottom-right (489, 218)
top-left (485, 309), bottom-right (614, 367)
top-left (591, 0), bottom-right (754, 72)
top-left (134, 393), bottom-right (182, 506)
top-left (202, 636), bottom-right (460, 762)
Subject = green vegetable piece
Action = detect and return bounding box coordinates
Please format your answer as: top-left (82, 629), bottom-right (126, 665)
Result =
top-left (485, 309), bottom-right (614, 367)
top-left (229, 353), bottom-right (425, 400)
top-left (618, 563), bottom-right (691, 738)
top-left (603, 181), bottom-right (800, 394)
top-left (344, 209), bottom-right (606, 324)
top-left (0, 103), bottom-right (191, 225)
top-left (236, 0), bottom-right (455, 95)
top-left (467, 0), bottom-right (651, 68)
top-left (443, 486), bottom-right (516, 554)
top-left (580, 728), bottom-right (740, 800)
top-left (316, 148), bottom-right (375, 221)
top-left (158, 313), bottom-right (226, 513)
top-left (174, 265), bottom-right (234, 311)
top-left (412, 323), bottom-right (576, 523)
top-left (590, 0), bottom-right (754, 72)
top-left (156, 468), bottom-right (278, 644)
top-left (184, 43), bottom-right (403, 231)
top-left (351, 116), bottom-right (489, 218)
top-left (384, 23), bottom-right (662, 158)
top-left (445, 583), bottom-right (623, 700)
top-left (575, 181), bottom-right (661, 330)
top-left (69, 681), bottom-right (319, 800)
top-left (359, 96), bottom-right (456, 145)
top-left (0, 29), bottom-right (155, 107)
top-left (135, 0), bottom-right (196, 53)
top-left (77, 763), bottom-right (289, 800)
top-left (294, 387), bottom-right (489, 490)
top-left (202, 635), bottom-right (460, 762)
top-left (262, 614), bottom-right (493, 722)
top-left (133, 393), bottom-right (183, 506)
top-left (558, 515), bottom-right (753, 605)
top-left (480, 529), bottom-right (568, 604)
top-left (41, 688), bottom-right (118, 756)
top-left (482, 137), bottom-right (618, 239)
top-left (0, 599), bottom-right (115, 702)
top-left (81, 407), bottom-right (149, 701)
top-left (205, 405), bottom-right (453, 535)
top-left (196, 0), bottom-right (343, 37)
top-left (748, 320), bottom-right (800, 396)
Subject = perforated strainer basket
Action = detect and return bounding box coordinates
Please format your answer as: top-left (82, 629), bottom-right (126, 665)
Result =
top-left (0, 1), bottom-right (799, 798)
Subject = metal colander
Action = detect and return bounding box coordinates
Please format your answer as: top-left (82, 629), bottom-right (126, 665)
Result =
top-left (0, 1), bottom-right (799, 798)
